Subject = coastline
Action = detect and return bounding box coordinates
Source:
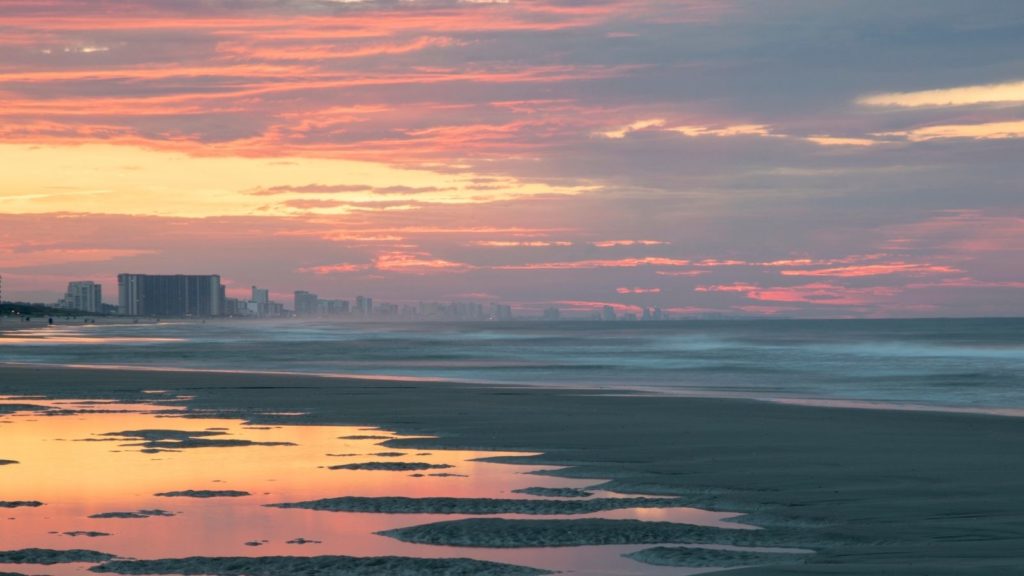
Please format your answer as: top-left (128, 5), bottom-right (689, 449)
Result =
top-left (0, 364), bottom-right (1021, 573)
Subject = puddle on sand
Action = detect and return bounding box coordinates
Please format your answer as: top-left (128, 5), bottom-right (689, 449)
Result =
top-left (0, 397), bottom-right (756, 576)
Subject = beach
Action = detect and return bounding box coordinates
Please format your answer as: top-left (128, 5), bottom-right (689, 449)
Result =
top-left (0, 363), bottom-right (1021, 574)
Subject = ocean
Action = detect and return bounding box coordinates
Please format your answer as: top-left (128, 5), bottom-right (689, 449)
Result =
top-left (1, 317), bottom-right (1022, 414)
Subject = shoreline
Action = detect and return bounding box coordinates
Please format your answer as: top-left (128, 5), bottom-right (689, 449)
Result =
top-left (2, 359), bottom-right (1022, 419)
top-left (0, 364), bottom-right (1022, 573)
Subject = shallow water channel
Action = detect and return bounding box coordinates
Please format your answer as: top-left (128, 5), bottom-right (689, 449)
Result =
top-left (0, 395), bottom-right (767, 575)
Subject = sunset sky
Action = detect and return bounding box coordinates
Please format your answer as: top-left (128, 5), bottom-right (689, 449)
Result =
top-left (1, 0), bottom-right (1022, 317)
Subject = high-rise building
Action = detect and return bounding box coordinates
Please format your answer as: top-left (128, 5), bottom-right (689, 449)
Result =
top-left (252, 286), bottom-right (270, 305)
top-left (294, 291), bottom-right (319, 316)
top-left (59, 281), bottom-right (103, 313)
top-left (317, 299), bottom-right (349, 316)
top-left (118, 274), bottom-right (224, 317)
top-left (490, 303), bottom-right (513, 321)
top-left (355, 296), bottom-right (373, 318)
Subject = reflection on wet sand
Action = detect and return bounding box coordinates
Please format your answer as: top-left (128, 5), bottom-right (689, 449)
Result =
top-left (0, 397), bottom-right (774, 576)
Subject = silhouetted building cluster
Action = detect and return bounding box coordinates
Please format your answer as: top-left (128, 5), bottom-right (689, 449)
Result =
top-left (58, 281), bottom-right (103, 313)
top-left (7, 271), bottom-right (673, 321)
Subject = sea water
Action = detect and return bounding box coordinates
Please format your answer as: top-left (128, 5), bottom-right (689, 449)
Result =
top-left (1, 317), bottom-right (1022, 414)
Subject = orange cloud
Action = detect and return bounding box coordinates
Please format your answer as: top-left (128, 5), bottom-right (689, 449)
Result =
top-left (0, 247), bottom-right (154, 268)
top-left (858, 79), bottom-right (1024, 108)
top-left (215, 36), bottom-right (463, 62)
top-left (473, 240), bottom-right (573, 247)
top-left (878, 120), bottom-right (1024, 142)
top-left (374, 251), bottom-right (474, 274)
top-left (297, 263), bottom-right (367, 275)
top-left (616, 287), bottom-right (662, 294)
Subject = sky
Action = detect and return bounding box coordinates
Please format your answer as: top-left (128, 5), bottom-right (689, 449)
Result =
top-left (1, 0), bottom-right (1022, 318)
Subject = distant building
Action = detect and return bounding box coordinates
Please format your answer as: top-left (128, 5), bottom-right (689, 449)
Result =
top-left (223, 297), bottom-right (247, 317)
top-left (246, 286), bottom-right (285, 317)
top-left (542, 306), bottom-right (561, 320)
top-left (490, 303), bottom-right (512, 321)
top-left (355, 296), bottom-right (373, 318)
top-left (294, 290), bottom-right (319, 316)
top-left (59, 281), bottom-right (103, 313)
top-left (602, 305), bottom-right (617, 321)
top-left (376, 302), bottom-right (399, 317)
top-left (252, 286), bottom-right (270, 305)
top-left (118, 274), bottom-right (224, 317)
top-left (318, 299), bottom-right (349, 316)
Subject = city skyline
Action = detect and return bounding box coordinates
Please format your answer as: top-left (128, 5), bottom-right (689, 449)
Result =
top-left (15, 273), bottom-right (667, 320)
top-left (1, 1), bottom-right (1022, 318)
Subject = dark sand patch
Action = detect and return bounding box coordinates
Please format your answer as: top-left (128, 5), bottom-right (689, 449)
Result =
top-left (0, 501), bottom-right (43, 508)
top-left (99, 429), bottom-right (295, 451)
top-left (0, 548), bottom-right (116, 564)
top-left (512, 487), bottom-right (593, 498)
top-left (0, 460), bottom-right (18, 466)
top-left (328, 462), bottom-right (453, 471)
top-left (89, 509), bottom-right (175, 519)
top-left (338, 435), bottom-right (391, 440)
top-left (379, 518), bottom-right (806, 548)
top-left (428, 472), bottom-right (467, 477)
top-left (0, 404), bottom-right (50, 415)
top-left (88, 555), bottom-right (550, 575)
top-left (286, 538), bottom-right (321, 545)
top-left (243, 541), bottom-right (266, 547)
top-left (64, 531), bottom-right (111, 538)
top-left (372, 452), bottom-right (406, 457)
top-left (269, 496), bottom-right (687, 515)
top-left (624, 546), bottom-right (807, 568)
top-left (155, 490), bottom-right (250, 498)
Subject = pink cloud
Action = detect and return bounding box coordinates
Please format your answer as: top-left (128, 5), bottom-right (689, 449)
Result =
top-left (697, 282), bottom-right (902, 306)
top-left (297, 263), bottom-right (367, 275)
top-left (496, 257), bottom-right (691, 270)
top-left (655, 270), bottom-right (708, 277)
top-left (779, 263), bottom-right (960, 277)
top-left (554, 300), bottom-right (642, 314)
top-left (616, 287), bottom-right (662, 294)
top-left (591, 239), bottom-right (669, 247)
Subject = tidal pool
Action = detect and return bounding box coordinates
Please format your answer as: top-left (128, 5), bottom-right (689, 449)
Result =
top-left (0, 396), bottom-right (773, 576)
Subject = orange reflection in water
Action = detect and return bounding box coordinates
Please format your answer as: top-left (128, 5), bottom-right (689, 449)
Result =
top-left (0, 327), bottom-right (183, 345)
top-left (0, 398), bottom-right (747, 576)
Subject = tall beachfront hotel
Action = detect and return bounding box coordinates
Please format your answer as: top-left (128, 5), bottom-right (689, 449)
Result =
top-left (118, 274), bottom-right (225, 317)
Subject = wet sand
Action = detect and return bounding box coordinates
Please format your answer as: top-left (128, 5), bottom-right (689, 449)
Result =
top-left (0, 364), bottom-right (1022, 574)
